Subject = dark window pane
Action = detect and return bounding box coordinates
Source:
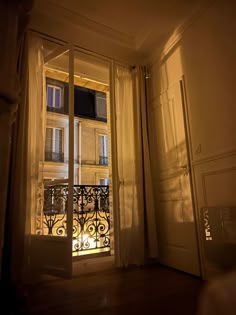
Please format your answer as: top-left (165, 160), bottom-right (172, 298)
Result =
top-left (55, 88), bottom-right (61, 108)
top-left (74, 86), bottom-right (95, 118)
top-left (47, 86), bottom-right (53, 107)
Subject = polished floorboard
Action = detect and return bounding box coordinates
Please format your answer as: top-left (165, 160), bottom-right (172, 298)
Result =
top-left (23, 264), bottom-right (204, 315)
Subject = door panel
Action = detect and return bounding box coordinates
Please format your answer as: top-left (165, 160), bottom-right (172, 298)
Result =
top-left (29, 39), bottom-right (72, 279)
top-left (158, 80), bottom-right (200, 276)
top-left (30, 236), bottom-right (71, 278)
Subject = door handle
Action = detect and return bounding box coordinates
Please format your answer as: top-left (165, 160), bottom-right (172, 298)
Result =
top-left (181, 165), bottom-right (189, 176)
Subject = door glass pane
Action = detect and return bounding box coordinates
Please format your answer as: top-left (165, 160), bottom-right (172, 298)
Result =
top-left (43, 49), bottom-right (69, 236)
top-left (28, 35), bottom-right (75, 278)
top-left (72, 50), bottom-right (111, 257)
top-left (30, 38), bottom-right (70, 237)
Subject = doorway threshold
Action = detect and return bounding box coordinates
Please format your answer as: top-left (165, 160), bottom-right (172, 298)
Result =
top-left (72, 253), bottom-right (114, 276)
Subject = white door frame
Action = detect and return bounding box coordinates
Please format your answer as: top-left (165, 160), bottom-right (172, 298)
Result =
top-left (179, 76), bottom-right (205, 278)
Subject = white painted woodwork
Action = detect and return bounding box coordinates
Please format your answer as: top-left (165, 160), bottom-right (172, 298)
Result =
top-left (154, 80), bottom-right (200, 276)
top-left (148, 0), bottom-right (235, 279)
top-left (194, 155), bottom-right (236, 278)
top-left (29, 41), bottom-right (112, 279)
top-left (29, 47), bottom-right (72, 279)
top-left (30, 236), bottom-right (70, 278)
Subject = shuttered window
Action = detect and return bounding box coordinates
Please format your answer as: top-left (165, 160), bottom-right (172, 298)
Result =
top-left (96, 92), bottom-right (107, 119)
top-left (45, 127), bottom-right (63, 162)
top-left (99, 135), bottom-right (108, 165)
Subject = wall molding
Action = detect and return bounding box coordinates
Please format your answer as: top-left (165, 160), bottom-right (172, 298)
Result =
top-left (33, 2), bottom-right (135, 50)
top-left (201, 166), bottom-right (236, 205)
top-left (192, 148), bottom-right (236, 166)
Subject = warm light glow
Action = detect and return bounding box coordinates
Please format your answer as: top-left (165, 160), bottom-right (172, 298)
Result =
top-left (72, 233), bottom-right (109, 257)
top-left (44, 66), bottom-right (109, 86)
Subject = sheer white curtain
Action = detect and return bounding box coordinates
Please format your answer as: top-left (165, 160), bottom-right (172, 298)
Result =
top-left (114, 65), bottom-right (144, 266)
top-left (114, 65), bottom-right (158, 267)
top-left (27, 34), bottom-right (45, 239)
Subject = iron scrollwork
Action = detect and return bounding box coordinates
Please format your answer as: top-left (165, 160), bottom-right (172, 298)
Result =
top-left (72, 185), bottom-right (110, 254)
top-left (43, 184), bottom-right (110, 255)
top-left (43, 185), bottom-right (68, 235)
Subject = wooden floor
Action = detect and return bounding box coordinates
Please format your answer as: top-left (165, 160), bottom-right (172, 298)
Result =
top-left (21, 263), bottom-right (204, 315)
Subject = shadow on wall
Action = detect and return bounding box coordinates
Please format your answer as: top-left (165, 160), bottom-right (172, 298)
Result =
top-left (147, 20), bottom-right (236, 277)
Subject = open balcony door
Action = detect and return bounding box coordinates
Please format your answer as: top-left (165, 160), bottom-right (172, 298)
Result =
top-left (157, 78), bottom-right (200, 276)
top-left (29, 40), bottom-right (74, 279)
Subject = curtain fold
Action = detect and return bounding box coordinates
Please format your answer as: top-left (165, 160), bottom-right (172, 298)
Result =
top-left (7, 33), bottom-right (30, 285)
top-left (27, 34), bottom-right (45, 238)
top-left (133, 66), bottom-right (159, 259)
top-left (0, 0), bottom-right (34, 286)
top-left (114, 66), bottom-right (145, 266)
top-left (114, 64), bottom-right (158, 267)
top-left (6, 33), bottom-right (45, 285)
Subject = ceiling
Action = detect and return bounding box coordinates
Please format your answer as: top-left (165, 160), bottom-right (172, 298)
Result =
top-left (32, 0), bottom-right (213, 63)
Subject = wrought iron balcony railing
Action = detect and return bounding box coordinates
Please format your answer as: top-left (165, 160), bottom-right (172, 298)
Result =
top-left (99, 156), bottom-right (108, 165)
top-left (42, 184), bottom-right (110, 256)
top-left (45, 151), bottom-right (64, 162)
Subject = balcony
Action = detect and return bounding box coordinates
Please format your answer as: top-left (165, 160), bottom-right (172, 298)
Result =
top-left (42, 184), bottom-right (110, 257)
top-left (45, 151), bottom-right (64, 162)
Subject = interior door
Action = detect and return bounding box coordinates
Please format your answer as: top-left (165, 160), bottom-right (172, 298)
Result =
top-left (157, 78), bottom-right (200, 276)
top-left (29, 40), bottom-right (73, 279)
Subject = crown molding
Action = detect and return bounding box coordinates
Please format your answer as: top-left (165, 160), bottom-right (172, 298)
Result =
top-left (33, 1), bottom-right (136, 50)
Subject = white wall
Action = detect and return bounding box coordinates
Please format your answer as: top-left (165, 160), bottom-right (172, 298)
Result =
top-left (147, 0), bottom-right (236, 279)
